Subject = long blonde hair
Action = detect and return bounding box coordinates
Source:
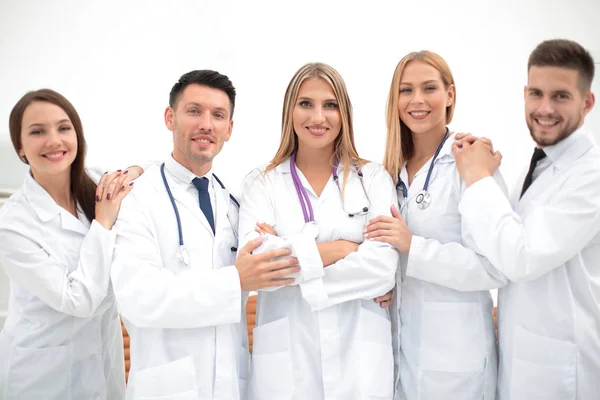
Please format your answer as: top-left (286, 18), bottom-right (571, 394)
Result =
top-left (383, 51), bottom-right (456, 183)
top-left (266, 63), bottom-right (365, 186)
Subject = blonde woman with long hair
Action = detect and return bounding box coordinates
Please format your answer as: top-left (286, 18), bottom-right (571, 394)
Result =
top-left (238, 63), bottom-right (398, 399)
top-left (364, 51), bottom-right (507, 399)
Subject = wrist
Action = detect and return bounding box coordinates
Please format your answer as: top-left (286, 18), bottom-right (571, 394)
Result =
top-left (464, 169), bottom-right (491, 187)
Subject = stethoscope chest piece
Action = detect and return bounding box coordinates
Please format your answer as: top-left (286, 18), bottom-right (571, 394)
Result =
top-left (302, 221), bottom-right (320, 239)
top-left (179, 245), bottom-right (190, 266)
top-left (415, 190), bottom-right (432, 210)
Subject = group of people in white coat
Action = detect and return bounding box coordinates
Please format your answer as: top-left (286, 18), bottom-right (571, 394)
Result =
top-left (0, 38), bottom-right (598, 400)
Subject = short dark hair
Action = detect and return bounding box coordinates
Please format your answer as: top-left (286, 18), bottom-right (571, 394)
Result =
top-left (528, 39), bottom-right (595, 92)
top-left (169, 70), bottom-right (236, 117)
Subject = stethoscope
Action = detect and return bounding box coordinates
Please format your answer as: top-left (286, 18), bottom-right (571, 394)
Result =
top-left (289, 152), bottom-right (371, 238)
top-left (396, 128), bottom-right (449, 210)
top-left (160, 163), bottom-right (240, 266)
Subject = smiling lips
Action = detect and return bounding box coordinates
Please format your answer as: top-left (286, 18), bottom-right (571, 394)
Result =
top-left (192, 135), bottom-right (214, 146)
top-left (408, 111), bottom-right (430, 120)
top-left (307, 126), bottom-right (327, 136)
top-left (535, 116), bottom-right (560, 128)
top-left (42, 151), bottom-right (67, 161)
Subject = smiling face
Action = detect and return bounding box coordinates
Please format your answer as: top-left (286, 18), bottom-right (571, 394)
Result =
top-left (397, 61), bottom-right (454, 137)
top-left (18, 101), bottom-right (78, 181)
top-left (525, 66), bottom-right (594, 147)
top-left (165, 84), bottom-right (233, 173)
top-left (292, 77), bottom-right (341, 154)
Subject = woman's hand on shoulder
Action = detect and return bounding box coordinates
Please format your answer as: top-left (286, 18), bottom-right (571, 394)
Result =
top-left (94, 170), bottom-right (135, 230)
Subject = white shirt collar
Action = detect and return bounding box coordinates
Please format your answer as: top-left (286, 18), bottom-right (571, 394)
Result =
top-left (164, 155), bottom-right (213, 184)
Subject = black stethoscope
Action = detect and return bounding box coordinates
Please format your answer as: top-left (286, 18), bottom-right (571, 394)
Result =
top-left (396, 128), bottom-right (449, 210)
top-left (160, 163), bottom-right (239, 266)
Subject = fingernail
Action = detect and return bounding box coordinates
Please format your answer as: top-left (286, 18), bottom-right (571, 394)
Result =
top-left (106, 193), bottom-right (111, 200)
top-left (123, 170), bottom-right (129, 175)
top-left (117, 169), bottom-right (122, 172)
top-left (129, 181), bottom-right (134, 186)
top-left (364, 233), bottom-right (369, 238)
top-left (96, 195), bottom-right (100, 202)
top-left (103, 171), bottom-right (108, 175)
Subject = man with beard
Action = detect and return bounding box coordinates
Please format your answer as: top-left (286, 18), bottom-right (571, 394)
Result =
top-left (110, 70), bottom-right (300, 400)
top-left (452, 39), bottom-right (599, 399)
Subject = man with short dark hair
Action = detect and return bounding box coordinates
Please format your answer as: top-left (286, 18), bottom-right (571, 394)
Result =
top-left (453, 39), bottom-right (599, 399)
top-left (111, 70), bottom-right (299, 399)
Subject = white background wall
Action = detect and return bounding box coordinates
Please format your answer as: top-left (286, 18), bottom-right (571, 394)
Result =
top-left (1, 0), bottom-right (600, 313)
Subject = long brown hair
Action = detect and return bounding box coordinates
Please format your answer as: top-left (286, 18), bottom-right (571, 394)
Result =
top-left (9, 89), bottom-right (97, 222)
top-left (266, 63), bottom-right (365, 188)
top-left (383, 51), bottom-right (456, 183)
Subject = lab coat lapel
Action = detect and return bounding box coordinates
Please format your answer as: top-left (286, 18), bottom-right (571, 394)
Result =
top-left (213, 185), bottom-right (229, 266)
top-left (59, 210), bottom-right (89, 235)
top-left (168, 181), bottom-right (215, 236)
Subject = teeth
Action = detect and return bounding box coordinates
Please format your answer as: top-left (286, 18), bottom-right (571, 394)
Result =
top-left (410, 112), bottom-right (429, 116)
top-left (45, 152), bottom-right (64, 159)
top-left (537, 119), bottom-right (557, 126)
top-left (194, 139), bottom-right (211, 143)
top-left (309, 128), bottom-right (326, 134)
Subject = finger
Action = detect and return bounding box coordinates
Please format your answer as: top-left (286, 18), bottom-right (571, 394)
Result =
top-left (239, 236), bottom-right (265, 254)
top-left (461, 140), bottom-right (472, 150)
top-left (96, 172), bottom-right (108, 202)
top-left (370, 235), bottom-right (397, 246)
top-left (266, 265), bottom-right (301, 280)
top-left (267, 256), bottom-right (300, 271)
top-left (452, 142), bottom-right (462, 157)
top-left (256, 247), bottom-right (292, 262)
top-left (379, 300), bottom-right (390, 308)
top-left (366, 215), bottom-right (395, 227)
top-left (105, 176), bottom-right (120, 200)
top-left (257, 223), bottom-right (276, 236)
top-left (364, 222), bottom-right (396, 235)
top-left (365, 229), bottom-right (396, 239)
top-left (390, 204), bottom-right (401, 219)
top-left (263, 277), bottom-right (296, 288)
top-left (115, 181), bottom-right (135, 200)
top-left (494, 151), bottom-right (503, 163)
top-left (454, 132), bottom-right (472, 140)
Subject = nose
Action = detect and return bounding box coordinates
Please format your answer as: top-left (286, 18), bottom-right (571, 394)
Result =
top-left (537, 96), bottom-right (555, 115)
top-left (311, 106), bottom-right (325, 123)
top-left (411, 88), bottom-right (425, 104)
top-left (45, 128), bottom-right (62, 148)
top-left (197, 112), bottom-right (213, 132)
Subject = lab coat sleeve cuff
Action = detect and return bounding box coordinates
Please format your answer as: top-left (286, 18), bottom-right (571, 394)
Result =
top-left (405, 235), bottom-right (427, 278)
top-left (216, 265), bottom-right (243, 322)
top-left (289, 234), bottom-right (324, 281)
top-left (299, 278), bottom-right (333, 311)
top-left (459, 176), bottom-right (504, 223)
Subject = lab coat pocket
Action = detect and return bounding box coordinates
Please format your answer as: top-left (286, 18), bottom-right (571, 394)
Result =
top-left (419, 302), bottom-right (486, 399)
top-left (358, 308), bottom-right (394, 399)
top-left (134, 356), bottom-right (199, 400)
top-left (510, 326), bottom-right (576, 400)
top-left (8, 345), bottom-right (71, 400)
top-left (250, 317), bottom-right (294, 400)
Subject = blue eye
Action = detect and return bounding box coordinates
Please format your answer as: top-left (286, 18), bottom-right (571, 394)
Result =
top-left (424, 86), bottom-right (437, 92)
top-left (400, 88), bottom-right (411, 94)
top-left (59, 125), bottom-right (72, 132)
top-left (214, 113), bottom-right (224, 119)
top-left (188, 109), bottom-right (200, 114)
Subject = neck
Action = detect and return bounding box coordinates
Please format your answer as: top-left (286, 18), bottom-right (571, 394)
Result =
top-left (172, 151), bottom-right (211, 177)
top-left (411, 125), bottom-right (447, 160)
top-left (31, 169), bottom-right (73, 209)
top-left (295, 143), bottom-right (334, 172)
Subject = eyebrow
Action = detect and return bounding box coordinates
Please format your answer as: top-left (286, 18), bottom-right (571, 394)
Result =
top-left (27, 119), bottom-right (71, 129)
top-left (297, 96), bottom-right (338, 102)
top-left (400, 79), bottom-right (440, 85)
top-left (184, 102), bottom-right (229, 114)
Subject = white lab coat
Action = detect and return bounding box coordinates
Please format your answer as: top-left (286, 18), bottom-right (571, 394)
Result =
top-left (458, 128), bottom-right (600, 400)
top-left (111, 157), bottom-right (248, 400)
top-left (392, 133), bottom-right (508, 400)
top-left (0, 173), bottom-right (124, 400)
top-left (239, 159), bottom-right (399, 400)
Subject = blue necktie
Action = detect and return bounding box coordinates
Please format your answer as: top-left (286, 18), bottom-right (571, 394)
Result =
top-left (192, 177), bottom-right (215, 234)
top-left (520, 148), bottom-right (547, 199)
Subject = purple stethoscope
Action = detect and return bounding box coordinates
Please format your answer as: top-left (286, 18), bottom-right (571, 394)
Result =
top-left (289, 152), bottom-right (371, 238)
